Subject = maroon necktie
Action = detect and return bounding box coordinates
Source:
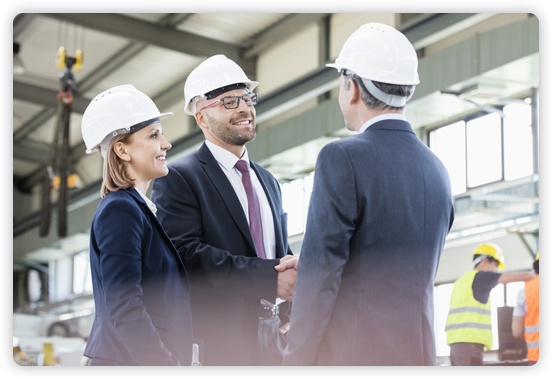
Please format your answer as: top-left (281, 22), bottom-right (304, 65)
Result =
top-left (235, 160), bottom-right (267, 259)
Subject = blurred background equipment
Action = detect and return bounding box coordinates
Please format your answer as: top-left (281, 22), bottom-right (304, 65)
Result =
top-left (39, 34), bottom-right (83, 238)
top-left (13, 41), bottom-right (26, 75)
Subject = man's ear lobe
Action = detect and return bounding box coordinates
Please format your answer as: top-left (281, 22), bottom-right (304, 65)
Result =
top-left (350, 80), bottom-right (361, 105)
top-left (195, 112), bottom-right (208, 130)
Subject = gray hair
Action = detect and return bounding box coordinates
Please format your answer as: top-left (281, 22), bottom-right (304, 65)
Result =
top-left (341, 69), bottom-right (415, 111)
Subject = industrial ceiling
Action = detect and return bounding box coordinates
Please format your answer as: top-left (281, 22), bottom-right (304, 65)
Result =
top-left (13, 13), bottom-right (540, 312)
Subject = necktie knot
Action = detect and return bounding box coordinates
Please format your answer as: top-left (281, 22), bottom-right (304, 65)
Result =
top-left (235, 160), bottom-right (249, 173)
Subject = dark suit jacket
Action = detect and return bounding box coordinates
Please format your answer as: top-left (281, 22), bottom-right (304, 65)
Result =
top-left (84, 188), bottom-right (193, 366)
top-left (283, 119), bottom-right (454, 366)
top-left (151, 142), bottom-right (293, 366)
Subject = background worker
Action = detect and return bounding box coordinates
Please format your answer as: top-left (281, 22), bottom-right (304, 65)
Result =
top-left (512, 251), bottom-right (539, 364)
top-left (152, 55), bottom-right (297, 366)
top-left (280, 23), bottom-right (454, 366)
top-left (81, 85), bottom-right (194, 366)
top-left (446, 243), bottom-right (538, 366)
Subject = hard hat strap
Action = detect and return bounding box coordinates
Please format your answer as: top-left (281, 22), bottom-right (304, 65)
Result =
top-left (361, 78), bottom-right (413, 108)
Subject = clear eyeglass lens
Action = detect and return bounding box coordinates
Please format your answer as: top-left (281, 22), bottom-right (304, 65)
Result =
top-left (222, 94), bottom-right (258, 109)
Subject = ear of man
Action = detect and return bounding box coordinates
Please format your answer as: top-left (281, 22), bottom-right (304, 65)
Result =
top-left (348, 78), bottom-right (361, 105)
top-left (194, 110), bottom-right (209, 130)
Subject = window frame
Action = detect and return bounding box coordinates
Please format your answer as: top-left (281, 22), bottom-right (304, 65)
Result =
top-left (427, 98), bottom-right (534, 197)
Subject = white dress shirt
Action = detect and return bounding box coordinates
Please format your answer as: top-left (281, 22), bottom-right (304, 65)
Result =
top-left (134, 187), bottom-right (157, 217)
top-left (205, 140), bottom-right (277, 259)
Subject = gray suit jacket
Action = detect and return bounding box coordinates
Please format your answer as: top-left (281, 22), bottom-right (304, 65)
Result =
top-left (283, 119), bottom-right (454, 366)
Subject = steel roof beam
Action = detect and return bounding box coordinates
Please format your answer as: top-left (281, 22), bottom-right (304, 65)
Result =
top-left (41, 13), bottom-right (246, 65)
top-left (243, 13), bottom-right (331, 59)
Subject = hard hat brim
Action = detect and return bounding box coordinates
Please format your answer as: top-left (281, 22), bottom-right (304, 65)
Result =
top-left (326, 63), bottom-right (340, 70)
top-left (85, 111), bottom-right (174, 154)
top-left (158, 112), bottom-right (174, 120)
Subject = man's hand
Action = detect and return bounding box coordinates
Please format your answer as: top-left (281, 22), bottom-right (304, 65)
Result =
top-left (276, 268), bottom-right (297, 301)
top-left (275, 255), bottom-right (299, 271)
top-left (279, 322), bottom-right (290, 335)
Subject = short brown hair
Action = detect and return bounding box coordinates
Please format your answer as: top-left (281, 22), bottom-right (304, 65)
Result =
top-left (100, 133), bottom-right (135, 198)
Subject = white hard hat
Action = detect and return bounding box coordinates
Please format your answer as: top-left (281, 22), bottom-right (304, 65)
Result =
top-left (81, 84), bottom-right (173, 157)
top-left (184, 54), bottom-right (259, 115)
top-left (327, 23), bottom-right (419, 86)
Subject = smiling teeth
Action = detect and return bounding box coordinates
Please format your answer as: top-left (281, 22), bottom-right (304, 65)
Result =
top-left (235, 120), bottom-right (249, 125)
top-left (156, 156), bottom-right (166, 161)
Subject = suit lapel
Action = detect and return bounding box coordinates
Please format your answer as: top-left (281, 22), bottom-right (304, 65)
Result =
top-left (125, 188), bottom-right (191, 291)
top-left (197, 143), bottom-right (257, 255)
top-left (123, 188), bottom-right (187, 269)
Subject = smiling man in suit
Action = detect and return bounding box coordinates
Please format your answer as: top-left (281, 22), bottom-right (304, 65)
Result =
top-left (151, 55), bottom-right (297, 366)
top-left (281, 24), bottom-right (455, 366)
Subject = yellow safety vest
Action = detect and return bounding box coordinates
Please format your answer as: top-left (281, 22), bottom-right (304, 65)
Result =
top-left (445, 270), bottom-right (493, 350)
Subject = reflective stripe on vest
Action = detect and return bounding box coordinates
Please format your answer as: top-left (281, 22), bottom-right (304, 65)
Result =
top-left (448, 307), bottom-right (491, 316)
top-left (446, 270), bottom-right (493, 350)
top-left (445, 322), bottom-right (492, 331)
top-left (524, 277), bottom-right (539, 362)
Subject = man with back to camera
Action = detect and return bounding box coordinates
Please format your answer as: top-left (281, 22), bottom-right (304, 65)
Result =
top-left (446, 243), bottom-right (537, 365)
top-left (151, 55), bottom-right (297, 366)
top-left (279, 23), bottom-right (455, 366)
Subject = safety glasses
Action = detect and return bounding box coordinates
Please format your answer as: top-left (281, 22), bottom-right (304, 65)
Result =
top-left (198, 93), bottom-right (258, 112)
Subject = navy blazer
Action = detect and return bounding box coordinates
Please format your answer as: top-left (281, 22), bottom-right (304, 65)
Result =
top-left (84, 188), bottom-right (194, 366)
top-left (283, 120), bottom-right (455, 366)
top-left (151, 142), bottom-right (293, 366)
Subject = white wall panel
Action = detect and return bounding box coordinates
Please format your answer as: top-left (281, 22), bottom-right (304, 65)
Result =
top-left (330, 13), bottom-right (396, 60)
top-left (257, 24), bottom-right (318, 96)
top-left (425, 13), bottom-right (529, 56)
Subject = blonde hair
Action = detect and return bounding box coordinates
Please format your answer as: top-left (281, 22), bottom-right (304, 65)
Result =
top-left (100, 133), bottom-right (135, 198)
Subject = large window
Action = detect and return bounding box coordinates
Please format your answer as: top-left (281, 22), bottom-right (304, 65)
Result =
top-left (280, 172), bottom-right (315, 236)
top-left (466, 113), bottom-right (502, 187)
top-left (503, 103), bottom-right (533, 181)
top-left (429, 121), bottom-right (466, 196)
top-left (73, 251), bottom-right (93, 294)
top-left (429, 99), bottom-right (535, 196)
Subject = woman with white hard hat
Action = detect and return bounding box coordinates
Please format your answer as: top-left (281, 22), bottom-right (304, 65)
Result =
top-left (81, 84), bottom-right (194, 366)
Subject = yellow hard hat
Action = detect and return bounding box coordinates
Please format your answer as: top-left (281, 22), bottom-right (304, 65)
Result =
top-left (473, 243), bottom-right (505, 270)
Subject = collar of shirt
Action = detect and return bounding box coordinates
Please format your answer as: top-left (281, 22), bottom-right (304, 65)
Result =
top-left (205, 139), bottom-right (250, 171)
top-left (134, 186), bottom-right (157, 216)
top-left (358, 113), bottom-right (408, 134)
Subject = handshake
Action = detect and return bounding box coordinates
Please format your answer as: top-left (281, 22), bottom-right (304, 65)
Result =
top-left (274, 255), bottom-right (299, 302)
top-left (274, 255), bottom-right (299, 335)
